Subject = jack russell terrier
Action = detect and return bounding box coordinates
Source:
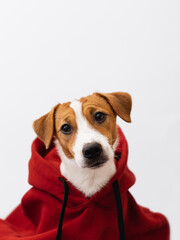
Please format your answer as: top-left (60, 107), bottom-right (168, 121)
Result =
top-left (0, 91), bottom-right (169, 240)
top-left (33, 91), bottom-right (131, 197)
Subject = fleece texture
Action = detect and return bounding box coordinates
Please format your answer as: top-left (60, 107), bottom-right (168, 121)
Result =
top-left (0, 126), bottom-right (170, 240)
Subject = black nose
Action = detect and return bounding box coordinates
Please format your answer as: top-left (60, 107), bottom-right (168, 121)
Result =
top-left (82, 142), bottom-right (102, 159)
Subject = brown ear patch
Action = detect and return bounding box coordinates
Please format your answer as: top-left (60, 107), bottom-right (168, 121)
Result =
top-left (95, 92), bottom-right (132, 122)
top-left (33, 104), bottom-right (60, 149)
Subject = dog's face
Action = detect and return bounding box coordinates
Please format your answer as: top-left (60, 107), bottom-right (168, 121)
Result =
top-left (33, 92), bottom-right (132, 169)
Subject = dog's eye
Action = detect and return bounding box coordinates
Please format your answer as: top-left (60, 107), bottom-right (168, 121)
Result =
top-left (60, 124), bottom-right (73, 134)
top-left (94, 112), bottom-right (106, 123)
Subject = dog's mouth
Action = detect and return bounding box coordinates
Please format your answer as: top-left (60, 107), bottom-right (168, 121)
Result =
top-left (82, 154), bottom-right (109, 169)
top-left (87, 161), bottom-right (105, 169)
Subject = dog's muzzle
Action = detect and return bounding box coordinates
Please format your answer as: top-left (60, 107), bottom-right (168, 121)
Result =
top-left (82, 142), bottom-right (108, 168)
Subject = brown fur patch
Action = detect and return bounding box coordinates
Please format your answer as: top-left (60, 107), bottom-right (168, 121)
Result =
top-left (96, 92), bottom-right (132, 122)
top-left (54, 102), bottom-right (77, 159)
top-left (80, 93), bottom-right (118, 147)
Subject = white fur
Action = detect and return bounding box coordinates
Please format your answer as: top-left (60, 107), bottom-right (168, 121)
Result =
top-left (55, 100), bottom-right (118, 197)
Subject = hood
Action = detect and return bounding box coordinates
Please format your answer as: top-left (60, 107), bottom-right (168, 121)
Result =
top-left (28, 126), bottom-right (135, 207)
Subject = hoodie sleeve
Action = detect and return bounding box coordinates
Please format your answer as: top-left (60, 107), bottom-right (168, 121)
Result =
top-left (0, 205), bottom-right (35, 239)
top-left (0, 189), bottom-right (37, 239)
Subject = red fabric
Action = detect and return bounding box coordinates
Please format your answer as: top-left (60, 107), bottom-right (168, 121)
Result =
top-left (0, 127), bottom-right (170, 240)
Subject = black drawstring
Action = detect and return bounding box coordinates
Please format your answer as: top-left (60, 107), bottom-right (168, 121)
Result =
top-left (56, 177), bottom-right (69, 240)
top-left (113, 180), bottom-right (126, 240)
top-left (56, 177), bottom-right (125, 240)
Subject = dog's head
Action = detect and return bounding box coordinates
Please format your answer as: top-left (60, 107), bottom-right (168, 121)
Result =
top-left (33, 92), bottom-right (132, 169)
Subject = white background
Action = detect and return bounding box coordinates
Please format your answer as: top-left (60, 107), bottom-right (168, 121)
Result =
top-left (0, 1), bottom-right (179, 239)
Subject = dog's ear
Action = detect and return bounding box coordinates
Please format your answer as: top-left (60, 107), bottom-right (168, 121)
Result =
top-left (96, 92), bottom-right (132, 122)
top-left (33, 104), bottom-right (60, 149)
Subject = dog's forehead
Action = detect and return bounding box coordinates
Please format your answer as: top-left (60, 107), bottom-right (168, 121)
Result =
top-left (80, 93), bottom-right (110, 109)
top-left (56, 102), bottom-right (74, 118)
top-left (55, 102), bottom-right (76, 129)
top-left (55, 93), bottom-right (112, 123)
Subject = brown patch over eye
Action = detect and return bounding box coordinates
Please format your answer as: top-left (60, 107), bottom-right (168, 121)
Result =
top-left (54, 103), bottom-right (77, 159)
top-left (81, 94), bottom-right (118, 147)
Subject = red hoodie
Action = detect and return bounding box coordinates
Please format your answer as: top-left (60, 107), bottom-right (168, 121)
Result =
top-left (0, 126), bottom-right (170, 240)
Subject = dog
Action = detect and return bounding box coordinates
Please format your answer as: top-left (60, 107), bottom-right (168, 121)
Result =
top-left (0, 91), bottom-right (169, 240)
top-left (33, 92), bottom-right (132, 197)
